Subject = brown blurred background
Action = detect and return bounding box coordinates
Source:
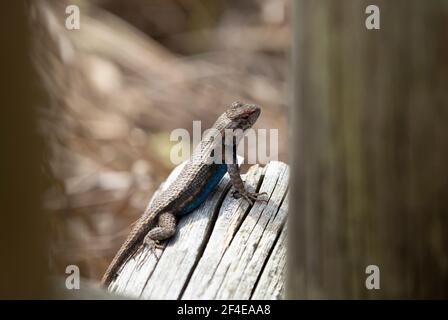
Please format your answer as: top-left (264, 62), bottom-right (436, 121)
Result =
top-left (3, 0), bottom-right (447, 299)
top-left (32, 0), bottom-right (289, 282)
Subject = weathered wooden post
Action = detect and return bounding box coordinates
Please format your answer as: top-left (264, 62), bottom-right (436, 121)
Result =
top-left (108, 161), bottom-right (288, 299)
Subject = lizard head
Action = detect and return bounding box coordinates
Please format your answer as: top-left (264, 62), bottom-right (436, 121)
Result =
top-left (202, 102), bottom-right (261, 162)
top-left (224, 101), bottom-right (261, 131)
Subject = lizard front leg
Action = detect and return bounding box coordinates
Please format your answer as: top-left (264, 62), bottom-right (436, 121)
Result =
top-left (143, 211), bottom-right (177, 252)
top-left (225, 138), bottom-right (267, 205)
top-left (227, 163), bottom-right (268, 205)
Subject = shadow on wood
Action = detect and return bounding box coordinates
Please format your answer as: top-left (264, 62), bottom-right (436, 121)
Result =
top-left (107, 161), bottom-right (288, 299)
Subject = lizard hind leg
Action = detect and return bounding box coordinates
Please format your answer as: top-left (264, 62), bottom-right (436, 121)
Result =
top-left (143, 211), bottom-right (177, 259)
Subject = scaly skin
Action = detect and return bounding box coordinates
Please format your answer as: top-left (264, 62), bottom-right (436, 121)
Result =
top-left (101, 102), bottom-right (265, 286)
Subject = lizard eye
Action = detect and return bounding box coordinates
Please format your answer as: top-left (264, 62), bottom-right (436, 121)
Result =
top-left (231, 101), bottom-right (242, 109)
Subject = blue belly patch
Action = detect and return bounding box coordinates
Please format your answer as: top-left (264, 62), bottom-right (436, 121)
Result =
top-left (179, 164), bottom-right (227, 215)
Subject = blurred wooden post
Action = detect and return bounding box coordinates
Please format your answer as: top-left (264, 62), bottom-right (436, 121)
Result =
top-left (0, 1), bottom-right (50, 298)
top-left (289, 0), bottom-right (448, 298)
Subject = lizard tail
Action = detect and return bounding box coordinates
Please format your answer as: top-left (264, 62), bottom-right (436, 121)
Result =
top-left (100, 224), bottom-right (148, 287)
top-left (101, 243), bottom-right (136, 287)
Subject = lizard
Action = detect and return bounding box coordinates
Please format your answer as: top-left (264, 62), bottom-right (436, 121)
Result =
top-left (101, 101), bottom-right (266, 287)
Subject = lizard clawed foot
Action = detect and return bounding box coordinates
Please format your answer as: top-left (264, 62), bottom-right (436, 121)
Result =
top-left (232, 190), bottom-right (268, 205)
top-left (137, 238), bottom-right (163, 269)
top-left (143, 237), bottom-right (164, 260)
